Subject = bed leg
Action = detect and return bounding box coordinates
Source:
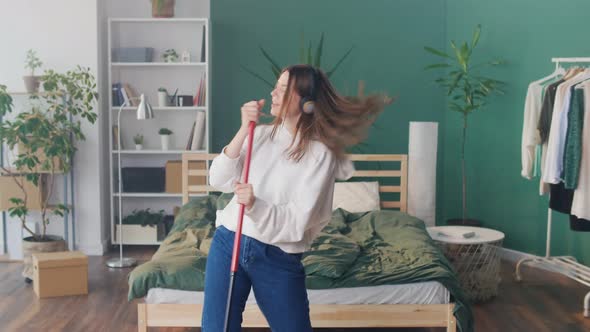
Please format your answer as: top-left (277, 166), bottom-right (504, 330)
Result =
top-left (447, 304), bottom-right (457, 332)
top-left (138, 303), bottom-right (147, 332)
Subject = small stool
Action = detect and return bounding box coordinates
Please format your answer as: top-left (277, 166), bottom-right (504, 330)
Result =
top-left (32, 250), bottom-right (88, 298)
top-left (427, 226), bottom-right (505, 302)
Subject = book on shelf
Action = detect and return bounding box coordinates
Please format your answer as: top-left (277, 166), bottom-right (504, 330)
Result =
top-left (112, 82), bottom-right (140, 107)
top-left (193, 73), bottom-right (206, 107)
top-left (185, 121), bottom-right (196, 150)
top-left (200, 25), bottom-right (206, 63)
top-left (191, 111), bottom-right (206, 150)
top-left (112, 125), bottom-right (123, 150)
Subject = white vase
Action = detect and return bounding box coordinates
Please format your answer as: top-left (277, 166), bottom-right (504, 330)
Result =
top-left (160, 135), bottom-right (169, 150)
top-left (157, 91), bottom-right (168, 107)
top-left (135, 144), bottom-right (143, 150)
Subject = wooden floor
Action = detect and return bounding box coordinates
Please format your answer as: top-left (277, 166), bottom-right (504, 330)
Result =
top-left (1, 245), bottom-right (589, 332)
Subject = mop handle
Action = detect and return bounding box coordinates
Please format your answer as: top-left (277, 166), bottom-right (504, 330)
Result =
top-left (230, 121), bottom-right (256, 272)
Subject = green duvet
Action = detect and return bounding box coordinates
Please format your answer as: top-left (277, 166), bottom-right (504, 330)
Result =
top-left (127, 194), bottom-right (473, 332)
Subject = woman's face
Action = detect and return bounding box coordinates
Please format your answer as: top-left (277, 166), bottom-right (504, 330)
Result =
top-left (270, 71), bottom-right (300, 117)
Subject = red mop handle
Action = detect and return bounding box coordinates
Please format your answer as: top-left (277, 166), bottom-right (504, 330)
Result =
top-left (230, 121), bottom-right (256, 272)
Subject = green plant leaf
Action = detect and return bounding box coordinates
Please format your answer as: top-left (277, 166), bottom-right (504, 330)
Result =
top-left (307, 41), bottom-right (312, 65)
top-left (471, 24), bottom-right (481, 49)
top-left (240, 64), bottom-right (274, 88)
top-left (424, 46), bottom-right (452, 59)
top-left (314, 32), bottom-right (324, 68)
top-left (299, 30), bottom-right (305, 63)
top-left (327, 46), bottom-right (354, 77)
top-left (259, 46), bottom-right (282, 77)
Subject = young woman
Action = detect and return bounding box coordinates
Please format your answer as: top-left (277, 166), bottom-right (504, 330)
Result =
top-left (202, 64), bottom-right (388, 331)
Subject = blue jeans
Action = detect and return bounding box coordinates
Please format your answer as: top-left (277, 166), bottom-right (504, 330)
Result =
top-left (202, 225), bottom-right (312, 332)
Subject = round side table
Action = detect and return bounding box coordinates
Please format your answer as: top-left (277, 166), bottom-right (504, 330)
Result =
top-left (427, 226), bottom-right (505, 302)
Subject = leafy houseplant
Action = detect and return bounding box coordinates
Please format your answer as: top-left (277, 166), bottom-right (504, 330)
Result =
top-left (150, 0), bottom-right (175, 18)
top-left (23, 49), bottom-right (43, 93)
top-left (0, 66), bottom-right (98, 279)
top-left (122, 208), bottom-right (165, 227)
top-left (158, 128), bottom-right (172, 150)
top-left (162, 49), bottom-right (179, 63)
top-left (133, 134), bottom-right (144, 150)
top-left (424, 24), bottom-right (506, 226)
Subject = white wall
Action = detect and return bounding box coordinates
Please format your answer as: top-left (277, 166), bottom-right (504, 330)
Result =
top-left (0, 0), bottom-right (104, 257)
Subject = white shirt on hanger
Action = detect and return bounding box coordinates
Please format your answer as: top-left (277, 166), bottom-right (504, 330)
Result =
top-left (521, 82), bottom-right (544, 179)
top-left (571, 80), bottom-right (590, 220)
top-left (542, 69), bottom-right (590, 184)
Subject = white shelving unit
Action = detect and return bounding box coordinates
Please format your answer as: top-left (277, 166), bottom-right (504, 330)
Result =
top-left (108, 18), bottom-right (210, 245)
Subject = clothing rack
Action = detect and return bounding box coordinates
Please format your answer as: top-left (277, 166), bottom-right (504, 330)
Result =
top-left (516, 57), bottom-right (590, 318)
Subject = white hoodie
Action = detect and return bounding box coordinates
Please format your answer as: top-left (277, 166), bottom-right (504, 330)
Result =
top-left (209, 124), bottom-right (355, 253)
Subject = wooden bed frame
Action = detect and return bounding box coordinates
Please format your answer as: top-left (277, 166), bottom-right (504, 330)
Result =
top-left (137, 153), bottom-right (457, 332)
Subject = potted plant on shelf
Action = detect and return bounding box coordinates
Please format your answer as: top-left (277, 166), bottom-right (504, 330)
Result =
top-left (150, 0), bottom-right (175, 18)
top-left (424, 24), bottom-right (506, 226)
top-left (162, 49), bottom-right (179, 63)
top-left (133, 134), bottom-right (144, 150)
top-left (23, 49), bottom-right (43, 93)
top-left (158, 128), bottom-right (172, 150)
top-left (0, 66), bottom-right (98, 281)
top-left (157, 87), bottom-right (168, 107)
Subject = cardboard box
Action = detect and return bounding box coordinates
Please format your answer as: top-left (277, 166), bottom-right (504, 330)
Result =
top-left (115, 224), bottom-right (166, 244)
top-left (0, 175), bottom-right (47, 211)
top-left (165, 160), bottom-right (206, 193)
top-left (32, 251), bottom-right (88, 298)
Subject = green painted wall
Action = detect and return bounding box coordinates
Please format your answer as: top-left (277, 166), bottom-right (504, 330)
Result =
top-left (443, 0), bottom-right (590, 264)
top-left (211, 0), bottom-right (590, 264)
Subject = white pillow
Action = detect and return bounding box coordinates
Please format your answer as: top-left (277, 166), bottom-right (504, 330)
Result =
top-left (332, 181), bottom-right (381, 213)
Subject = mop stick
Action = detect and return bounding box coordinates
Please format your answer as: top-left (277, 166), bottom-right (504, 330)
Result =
top-left (223, 120), bottom-right (256, 332)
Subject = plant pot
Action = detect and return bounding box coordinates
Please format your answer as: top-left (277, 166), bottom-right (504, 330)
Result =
top-left (157, 91), bottom-right (168, 107)
top-left (135, 144), bottom-right (143, 150)
top-left (160, 135), bottom-right (170, 150)
top-left (151, 0), bottom-right (175, 18)
top-left (23, 76), bottom-right (40, 93)
top-left (22, 235), bottom-right (67, 281)
top-left (446, 218), bottom-right (482, 227)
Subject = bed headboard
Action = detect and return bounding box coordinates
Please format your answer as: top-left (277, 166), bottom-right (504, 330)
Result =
top-left (182, 153), bottom-right (407, 212)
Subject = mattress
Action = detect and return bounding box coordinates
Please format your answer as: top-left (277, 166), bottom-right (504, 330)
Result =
top-left (145, 281), bottom-right (450, 305)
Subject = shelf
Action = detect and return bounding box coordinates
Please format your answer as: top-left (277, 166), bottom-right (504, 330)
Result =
top-left (113, 193), bottom-right (206, 198)
top-left (111, 62), bottom-right (206, 67)
top-left (110, 18), bottom-right (208, 23)
top-left (112, 106), bottom-right (206, 111)
top-left (112, 149), bottom-right (205, 154)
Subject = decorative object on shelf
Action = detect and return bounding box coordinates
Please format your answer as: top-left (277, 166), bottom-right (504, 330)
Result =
top-left (133, 134), bottom-right (144, 150)
top-left (176, 95), bottom-right (193, 107)
top-left (109, 93), bottom-right (154, 268)
top-left (0, 66), bottom-right (98, 280)
top-left (23, 49), bottom-right (43, 93)
top-left (181, 50), bottom-right (191, 63)
top-left (158, 128), bottom-right (173, 150)
top-left (424, 24), bottom-right (506, 227)
top-left (168, 88), bottom-right (178, 106)
top-left (111, 47), bottom-right (154, 63)
top-left (121, 167), bottom-right (165, 192)
top-left (162, 49), bottom-right (179, 63)
top-left (150, 0), bottom-right (175, 18)
top-left (157, 87), bottom-right (168, 107)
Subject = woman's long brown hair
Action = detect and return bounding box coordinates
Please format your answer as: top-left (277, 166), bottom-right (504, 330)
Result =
top-left (270, 64), bottom-right (390, 162)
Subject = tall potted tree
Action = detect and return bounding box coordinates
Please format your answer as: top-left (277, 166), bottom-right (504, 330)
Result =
top-left (424, 24), bottom-right (506, 226)
top-left (0, 65), bottom-right (98, 281)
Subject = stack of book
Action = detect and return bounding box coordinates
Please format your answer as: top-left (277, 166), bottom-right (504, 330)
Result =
top-left (185, 111), bottom-right (206, 151)
top-left (112, 83), bottom-right (140, 107)
top-left (193, 73), bottom-right (206, 107)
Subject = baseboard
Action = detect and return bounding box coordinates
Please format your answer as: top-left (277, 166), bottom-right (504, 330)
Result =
top-left (77, 238), bottom-right (109, 256)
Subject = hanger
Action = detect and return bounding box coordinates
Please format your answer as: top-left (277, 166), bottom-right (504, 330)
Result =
top-left (532, 64), bottom-right (565, 85)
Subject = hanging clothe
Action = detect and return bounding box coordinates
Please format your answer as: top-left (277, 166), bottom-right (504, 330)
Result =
top-left (571, 80), bottom-right (590, 222)
top-left (563, 86), bottom-right (585, 189)
top-left (522, 83), bottom-right (546, 179)
top-left (543, 70), bottom-right (590, 185)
